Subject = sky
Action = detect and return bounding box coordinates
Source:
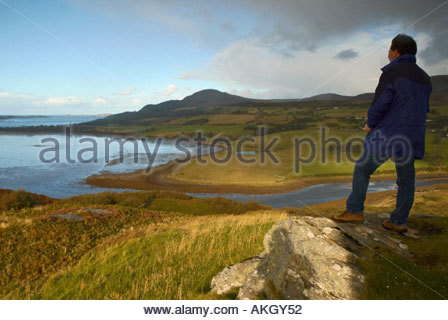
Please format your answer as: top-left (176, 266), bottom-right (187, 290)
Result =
top-left (1, 0), bottom-right (448, 115)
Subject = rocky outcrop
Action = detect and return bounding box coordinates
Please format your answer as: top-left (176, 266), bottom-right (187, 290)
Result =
top-left (210, 213), bottom-right (419, 300)
top-left (40, 208), bottom-right (119, 222)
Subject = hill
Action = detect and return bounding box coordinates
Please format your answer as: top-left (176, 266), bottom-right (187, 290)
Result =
top-left (88, 75), bottom-right (448, 127)
top-left (431, 75), bottom-right (448, 92)
top-left (300, 92), bottom-right (374, 101)
top-left (1, 75), bottom-right (447, 140)
top-left (429, 75), bottom-right (448, 105)
top-left (89, 89), bottom-right (253, 126)
top-left (1, 185), bottom-right (447, 299)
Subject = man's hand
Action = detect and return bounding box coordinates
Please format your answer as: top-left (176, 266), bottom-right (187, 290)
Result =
top-left (364, 124), bottom-right (372, 132)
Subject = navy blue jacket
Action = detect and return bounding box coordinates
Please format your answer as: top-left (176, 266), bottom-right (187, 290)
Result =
top-left (364, 53), bottom-right (432, 160)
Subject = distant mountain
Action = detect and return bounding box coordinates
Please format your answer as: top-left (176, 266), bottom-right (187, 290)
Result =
top-left (300, 93), bottom-right (374, 101)
top-left (431, 75), bottom-right (448, 93)
top-left (138, 89), bottom-right (252, 113)
top-left (428, 75), bottom-right (448, 105)
top-left (427, 75), bottom-right (448, 105)
top-left (300, 75), bottom-right (448, 102)
top-left (90, 89), bottom-right (253, 125)
top-left (88, 75), bottom-right (448, 126)
top-left (183, 89), bottom-right (251, 106)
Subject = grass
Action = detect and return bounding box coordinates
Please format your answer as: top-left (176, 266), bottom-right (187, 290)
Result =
top-left (0, 189), bottom-right (271, 299)
top-left (3, 103), bottom-right (448, 190)
top-left (116, 103), bottom-right (448, 188)
top-left (2, 183), bottom-right (448, 299)
top-left (60, 190), bottom-right (270, 215)
top-left (36, 210), bottom-right (288, 299)
top-left (294, 182), bottom-right (448, 299)
top-left (357, 215), bottom-right (448, 299)
top-left (140, 124), bottom-right (251, 140)
top-left (2, 102), bottom-right (448, 299)
top-left (169, 128), bottom-right (445, 187)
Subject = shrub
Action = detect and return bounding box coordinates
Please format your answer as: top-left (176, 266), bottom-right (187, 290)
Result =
top-left (0, 189), bottom-right (39, 210)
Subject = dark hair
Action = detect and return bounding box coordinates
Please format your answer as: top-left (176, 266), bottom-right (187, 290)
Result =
top-left (391, 34), bottom-right (417, 55)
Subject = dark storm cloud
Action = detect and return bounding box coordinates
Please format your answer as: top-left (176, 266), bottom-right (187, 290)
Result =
top-left (334, 49), bottom-right (358, 60)
top-left (69, 0), bottom-right (448, 64)
top-left (240, 0), bottom-right (448, 63)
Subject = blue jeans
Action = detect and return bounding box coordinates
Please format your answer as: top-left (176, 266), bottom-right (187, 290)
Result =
top-left (346, 151), bottom-right (415, 226)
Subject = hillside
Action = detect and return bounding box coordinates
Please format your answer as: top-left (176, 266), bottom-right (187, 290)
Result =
top-left (429, 75), bottom-right (448, 105)
top-left (431, 75), bottom-right (448, 92)
top-left (89, 75), bottom-right (447, 125)
top-left (1, 185), bottom-right (447, 299)
top-left (300, 92), bottom-right (374, 101)
top-left (1, 76), bottom-right (447, 141)
top-left (88, 89), bottom-right (253, 126)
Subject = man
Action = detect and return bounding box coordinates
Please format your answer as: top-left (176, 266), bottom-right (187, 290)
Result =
top-left (332, 34), bottom-right (432, 233)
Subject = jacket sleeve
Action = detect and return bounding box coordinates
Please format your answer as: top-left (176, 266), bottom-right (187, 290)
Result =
top-left (367, 72), bottom-right (395, 129)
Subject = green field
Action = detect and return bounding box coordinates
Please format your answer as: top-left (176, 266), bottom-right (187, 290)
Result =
top-left (166, 128), bottom-right (447, 187)
top-left (48, 102), bottom-right (448, 188)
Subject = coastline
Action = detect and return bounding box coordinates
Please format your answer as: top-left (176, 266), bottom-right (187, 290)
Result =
top-left (86, 158), bottom-right (448, 195)
top-left (4, 128), bottom-right (448, 195)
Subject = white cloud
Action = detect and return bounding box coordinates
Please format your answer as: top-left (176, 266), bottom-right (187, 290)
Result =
top-left (178, 30), bottom-right (444, 99)
top-left (0, 92), bottom-right (111, 115)
top-left (119, 87), bottom-right (135, 95)
top-left (131, 98), bottom-right (142, 106)
top-left (39, 96), bottom-right (81, 105)
top-left (0, 85), bottom-right (196, 115)
top-left (162, 84), bottom-right (178, 97)
top-left (95, 98), bottom-right (107, 104)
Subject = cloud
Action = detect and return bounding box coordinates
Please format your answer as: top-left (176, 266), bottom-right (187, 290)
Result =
top-left (95, 98), bottom-right (106, 104)
top-left (162, 84), bottom-right (178, 97)
top-left (131, 98), bottom-right (142, 106)
top-left (179, 32), bottom-right (393, 98)
top-left (220, 21), bottom-right (235, 33)
top-left (0, 92), bottom-right (115, 114)
top-left (334, 49), bottom-right (359, 61)
top-left (177, 5), bottom-right (448, 99)
top-left (39, 96), bottom-right (81, 105)
top-left (0, 84), bottom-right (200, 115)
top-left (240, 0), bottom-right (448, 63)
top-left (3, 0), bottom-right (447, 116)
top-left (0, 92), bottom-right (81, 114)
top-left (119, 87), bottom-right (135, 95)
top-left (66, 0), bottom-right (250, 51)
top-left (226, 87), bottom-right (270, 99)
top-left (68, 0), bottom-right (448, 64)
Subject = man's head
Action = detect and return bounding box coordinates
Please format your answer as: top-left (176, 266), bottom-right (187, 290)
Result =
top-left (388, 34), bottom-right (417, 62)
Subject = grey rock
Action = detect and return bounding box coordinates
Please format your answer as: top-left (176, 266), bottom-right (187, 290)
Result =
top-left (50, 213), bottom-right (83, 221)
top-left (210, 253), bottom-right (266, 295)
top-left (261, 217), bottom-right (363, 299)
top-left (85, 208), bottom-right (114, 215)
top-left (210, 213), bottom-right (417, 300)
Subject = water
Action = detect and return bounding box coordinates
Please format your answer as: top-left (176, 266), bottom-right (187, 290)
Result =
top-left (1, 132), bottom-right (447, 205)
top-left (187, 178), bottom-right (448, 208)
top-left (0, 133), bottom-right (208, 198)
top-left (0, 115), bottom-right (104, 127)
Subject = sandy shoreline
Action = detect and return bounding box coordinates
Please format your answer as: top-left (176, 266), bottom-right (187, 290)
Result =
top-left (86, 159), bottom-right (448, 195)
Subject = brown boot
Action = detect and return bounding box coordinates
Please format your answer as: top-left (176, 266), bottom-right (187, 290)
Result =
top-left (382, 219), bottom-right (408, 233)
top-left (331, 210), bottom-right (364, 223)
